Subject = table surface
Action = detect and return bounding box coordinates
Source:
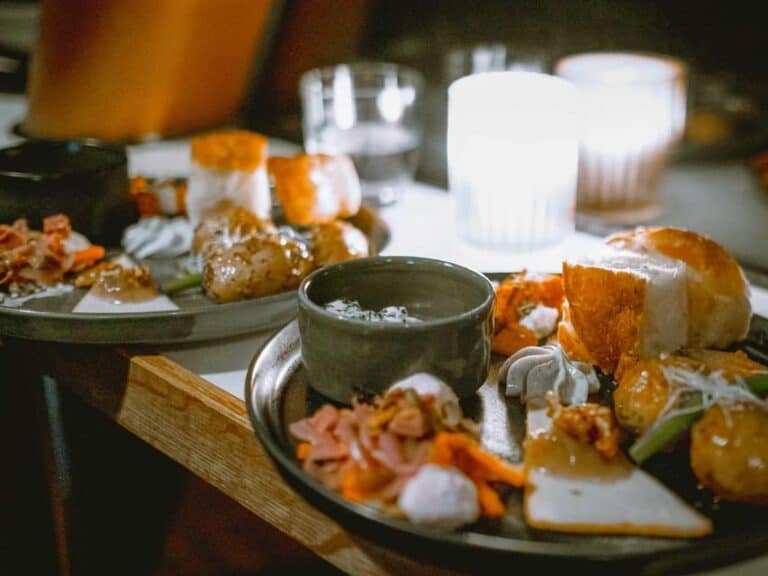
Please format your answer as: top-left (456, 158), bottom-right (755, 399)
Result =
top-left (3, 93), bottom-right (768, 575)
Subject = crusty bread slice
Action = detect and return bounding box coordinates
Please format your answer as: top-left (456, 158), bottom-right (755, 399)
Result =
top-left (561, 247), bottom-right (688, 373)
top-left (607, 227), bottom-right (751, 349)
top-left (556, 300), bottom-right (595, 365)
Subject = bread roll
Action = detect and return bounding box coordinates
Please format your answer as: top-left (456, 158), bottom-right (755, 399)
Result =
top-left (607, 227), bottom-right (751, 349)
top-left (559, 227), bottom-right (751, 372)
top-left (690, 403), bottom-right (768, 505)
top-left (307, 221), bottom-right (369, 267)
top-left (191, 201), bottom-right (276, 254)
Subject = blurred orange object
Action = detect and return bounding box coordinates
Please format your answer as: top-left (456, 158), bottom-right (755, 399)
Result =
top-left (684, 110), bottom-right (732, 145)
top-left (191, 131), bottom-right (269, 172)
top-left (491, 271), bottom-right (564, 356)
top-left (129, 177), bottom-right (159, 217)
top-left (129, 176), bottom-right (188, 217)
top-left (268, 154), bottom-right (362, 225)
top-left (24, 0), bottom-right (277, 141)
top-left (750, 151), bottom-right (768, 191)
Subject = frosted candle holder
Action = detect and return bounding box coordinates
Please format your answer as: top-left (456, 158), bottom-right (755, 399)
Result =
top-left (447, 71), bottom-right (578, 249)
top-left (555, 52), bottom-right (687, 221)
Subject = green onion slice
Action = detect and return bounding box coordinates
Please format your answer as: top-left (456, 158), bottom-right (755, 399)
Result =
top-left (628, 372), bottom-right (768, 464)
top-left (162, 272), bottom-right (202, 295)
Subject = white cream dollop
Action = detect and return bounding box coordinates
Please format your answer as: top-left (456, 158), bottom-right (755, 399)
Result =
top-left (499, 344), bottom-right (599, 405)
top-left (519, 304), bottom-right (560, 339)
top-left (388, 372), bottom-right (463, 425)
top-left (398, 464), bottom-right (479, 529)
top-left (389, 372), bottom-right (459, 407)
top-left (122, 216), bottom-right (194, 259)
top-left (62, 231), bottom-right (91, 253)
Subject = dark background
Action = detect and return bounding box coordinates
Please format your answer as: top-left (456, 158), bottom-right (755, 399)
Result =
top-left (2, 1), bottom-right (766, 114)
top-left (361, 0), bottom-right (766, 79)
top-left (245, 0), bottom-right (768, 185)
top-left (1, 2), bottom-right (767, 574)
top-left (2, 0), bottom-right (766, 159)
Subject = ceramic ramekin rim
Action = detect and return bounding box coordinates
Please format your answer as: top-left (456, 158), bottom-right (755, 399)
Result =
top-left (297, 255), bottom-right (495, 333)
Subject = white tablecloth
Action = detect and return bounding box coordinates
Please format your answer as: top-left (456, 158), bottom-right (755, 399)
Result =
top-left (159, 180), bottom-right (768, 398)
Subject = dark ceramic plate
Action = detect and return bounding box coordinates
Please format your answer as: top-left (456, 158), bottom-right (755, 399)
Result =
top-left (0, 206), bottom-right (389, 344)
top-left (245, 286), bottom-right (768, 575)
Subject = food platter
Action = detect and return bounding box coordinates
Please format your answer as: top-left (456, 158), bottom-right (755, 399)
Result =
top-left (245, 277), bottom-right (768, 574)
top-left (0, 206), bottom-right (389, 344)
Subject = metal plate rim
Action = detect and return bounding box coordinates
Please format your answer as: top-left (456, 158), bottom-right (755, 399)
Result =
top-left (244, 315), bottom-right (768, 570)
top-left (0, 205), bottom-right (389, 344)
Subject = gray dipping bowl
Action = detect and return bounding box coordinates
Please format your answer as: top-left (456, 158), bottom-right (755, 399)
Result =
top-left (297, 256), bottom-right (495, 403)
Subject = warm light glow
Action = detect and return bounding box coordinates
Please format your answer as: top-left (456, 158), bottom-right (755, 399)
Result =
top-left (376, 75), bottom-right (408, 123)
top-left (556, 52), bottom-right (687, 213)
top-left (448, 71), bottom-right (578, 249)
top-left (331, 66), bottom-right (356, 130)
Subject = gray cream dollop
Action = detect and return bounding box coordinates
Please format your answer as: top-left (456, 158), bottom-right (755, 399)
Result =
top-left (499, 344), bottom-right (599, 405)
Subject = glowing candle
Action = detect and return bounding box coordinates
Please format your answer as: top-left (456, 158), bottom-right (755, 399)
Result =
top-left (448, 71), bottom-right (578, 249)
top-left (555, 52), bottom-right (687, 220)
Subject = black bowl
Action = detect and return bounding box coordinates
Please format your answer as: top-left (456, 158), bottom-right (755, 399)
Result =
top-left (0, 140), bottom-right (137, 245)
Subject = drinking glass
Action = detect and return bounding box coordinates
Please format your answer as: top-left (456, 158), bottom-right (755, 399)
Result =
top-left (300, 62), bottom-right (423, 206)
top-left (444, 43), bottom-right (508, 84)
top-left (555, 52), bottom-right (687, 222)
top-left (444, 43), bottom-right (549, 83)
top-left (447, 71), bottom-right (578, 249)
